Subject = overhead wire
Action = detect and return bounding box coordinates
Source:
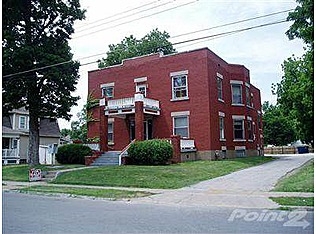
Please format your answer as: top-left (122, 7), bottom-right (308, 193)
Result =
top-left (171, 8), bottom-right (294, 39)
top-left (72, 0), bottom-right (199, 39)
top-left (75, 0), bottom-right (176, 34)
top-left (3, 8), bottom-right (292, 80)
top-left (76, 0), bottom-right (160, 30)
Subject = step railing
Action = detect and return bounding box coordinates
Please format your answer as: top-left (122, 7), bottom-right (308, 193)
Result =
top-left (118, 139), bottom-right (136, 165)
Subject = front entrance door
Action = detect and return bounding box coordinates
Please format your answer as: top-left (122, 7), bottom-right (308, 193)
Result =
top-left (129, 119), bottom-right (153, 141)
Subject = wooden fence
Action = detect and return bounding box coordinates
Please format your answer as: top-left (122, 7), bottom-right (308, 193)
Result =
top-left (264, 146), bottom-right (313, 154)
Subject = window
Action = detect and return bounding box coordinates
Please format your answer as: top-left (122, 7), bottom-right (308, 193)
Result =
top-left (108, 122), bottom-right (114, 143)
top-left (235, 149), bottom-right (246, 157)
top-left (172, 75), bottom-right (188, 100)
top-left (173, 116), bottom-right (189, 138)
top-left (258, 112), bottom-right (262, 129)
top-left (247, 119), bottom-right (253, 140)
top-left (217, 76), bottom-right (223, 101)
top-left (232, 84), bottom-right (242, 104)
top-left (219, 117), bottom-right (225, 140)
top-left (246, 86), bottom-right (251, 107)
top-left (19, 116), bottom-right (27, 129)
top-left (136, 84), bottom-right (147, 97)
top-left (233, 119), bottom-right (244, 140)
top-left (102, 86), bottom-right (114, 98)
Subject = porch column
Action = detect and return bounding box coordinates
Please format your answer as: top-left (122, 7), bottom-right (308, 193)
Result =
top-left (134, 93), bottom-right (144, 141)
top-left (99, 98), bottom-right (108, 152)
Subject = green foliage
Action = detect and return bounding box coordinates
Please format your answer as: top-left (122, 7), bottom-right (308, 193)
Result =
top-left (272, 0), bottom-right (314, 144)
top-left (2, 0), bottom-right (85, 165)
top-left (275, 51), bottom-right (314, 143)
top-left (286, 0), bottom-right (314, 47)
top-left (128, 139), bottom-right (173, 165)
top-left (98, 29), bottom-right (176, 68)
top-left (56, 144), bottom-right (92, 165)
top-left (60, 91), bottom-right (99, 143)
top-left (262, 101), bottom-right (296, 145)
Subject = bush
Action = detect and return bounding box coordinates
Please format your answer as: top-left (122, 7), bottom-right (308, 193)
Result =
top-left (127, 139), bottom-right (173, 165)
top-left (56, 144), bottom-right (92, 165)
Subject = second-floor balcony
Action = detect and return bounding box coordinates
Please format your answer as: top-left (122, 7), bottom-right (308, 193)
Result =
top-left (104, 97), bottom-right (160, 116)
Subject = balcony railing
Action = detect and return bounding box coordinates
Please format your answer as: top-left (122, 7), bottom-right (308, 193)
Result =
top-left (2, 149), bottom-right (20, 165)
top-left (105, 97), bottom-right (160, 116)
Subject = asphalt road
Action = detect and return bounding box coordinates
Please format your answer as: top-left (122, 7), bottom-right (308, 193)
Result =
top-left (3, 192), bottom-right (314, 234)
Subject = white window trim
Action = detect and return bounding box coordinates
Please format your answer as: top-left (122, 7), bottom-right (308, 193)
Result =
top-left (108, 119), bottom-right (114, 145)
top-left (19, 116), bottom-right (28, 129)
top-left (235, 146), bottom-right (246, 150)
top-left (171, 111), bottom-right (190, 117)
top-left (100, 82), bottom-right (115, 88)
top-left (170, 70), bottom-right (188, 77)
top-left (233, 118), bottom-right (245, 141)
top-left (231, 83), bottom-right (243, 105)
top-left (101, 86), bottom-right (114, 98)
top-left (230, 80), bottom-right (243, 85)
top-left (172, 115), bottom-right (189, 138)
top-left (219, 111), bottom-right (225, 117)
top-left (216, 72), bottom-right (223, 79)
top-left (217, 75), bottom-right (224, 102)
top-left (136, 84), bottom-right (147, 97)
top-left (171, 74), bottom-right (189, 101)
top-left (232, 115), bottom-right (245, 120)
top-left (134, 77), bottom-right (147, 83)
top-left (219, 116), bottom-right (225, 141)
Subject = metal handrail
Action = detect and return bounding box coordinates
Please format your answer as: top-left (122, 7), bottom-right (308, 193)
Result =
top-left (118, 139), bottom-right (136, 165)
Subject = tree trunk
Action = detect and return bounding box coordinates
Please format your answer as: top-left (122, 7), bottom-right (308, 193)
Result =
top-left (28, 111), bottom-right (40, 166)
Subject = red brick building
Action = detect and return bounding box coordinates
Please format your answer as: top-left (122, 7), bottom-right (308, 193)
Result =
top-left (87, 48), bottom-right (263, 161)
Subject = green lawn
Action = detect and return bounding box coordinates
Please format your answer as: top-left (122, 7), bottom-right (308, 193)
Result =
top-left (2, 164), bottom-right (85, 182)
top-left (53, 156), bottom-right (274, 189)
top-left (270, 197), bottom-right (314, 207)
top-left (270, 159), bottom-right (314, 207)
top-left (19, 185), bottom-right (152, 199)
top-left (273, 160), bottom-right (314, 193)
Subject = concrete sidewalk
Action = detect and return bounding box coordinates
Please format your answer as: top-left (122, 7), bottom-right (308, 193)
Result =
top-left (131, 154), bottom-right (314, 209)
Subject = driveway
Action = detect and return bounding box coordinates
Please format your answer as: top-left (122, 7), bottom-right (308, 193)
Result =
top-left (132, 154), bottom-right (314, 209)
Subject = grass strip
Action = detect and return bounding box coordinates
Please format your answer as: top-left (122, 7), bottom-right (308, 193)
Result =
top-left (270, 197), bottom-right (314, 207)
top-left (2, 164), bottom-right (85, 182)
top-left (273, 160), bottom-right (314, 193)
top-left (18, 185), bottom-right (153, 199)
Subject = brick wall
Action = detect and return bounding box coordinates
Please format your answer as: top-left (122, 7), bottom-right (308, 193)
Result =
top-left (87, 48), bottom-right (263, 155)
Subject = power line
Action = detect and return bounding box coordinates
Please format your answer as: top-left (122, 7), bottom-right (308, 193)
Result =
top-left (171, 8), bottom-right (294, 39)
top-left (72, 0), bottom-right (198, 39)
top-left (76, 0), bottom-right (160, 30)
top-left (3, 18), bottom-right (288, 79)
top-left (172, 19), bottom-right (287, 46)
top-left (76, 0), bottom-right (175, 34)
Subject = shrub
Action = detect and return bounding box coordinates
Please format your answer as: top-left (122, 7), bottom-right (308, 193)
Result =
top-left (127, 139), bottom-right (173, 165)
top-left (56, 144), bottom-right (92, 165)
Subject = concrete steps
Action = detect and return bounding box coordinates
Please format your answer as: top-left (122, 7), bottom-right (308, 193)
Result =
top-left (42, 171), bottom-right (57, 181)
top-left (91, 151), bottom-right (121, 166)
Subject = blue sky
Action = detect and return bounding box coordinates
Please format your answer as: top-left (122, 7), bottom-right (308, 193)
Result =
top-left (59, 0), bottom-right (305, 129)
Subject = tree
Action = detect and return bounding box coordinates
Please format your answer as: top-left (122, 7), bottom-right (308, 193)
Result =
top-left (60, 92), bottom-right (99, 143)
top-left (98, 28), bottom-right (176, 68)
top-left (274, 0), bottom-right (314, 144)
top-left (262, 102), bottom-right (296, 146)
top-left (286, 0), bottom-right (313, 47)
top-left (2, 0), bottom-right (85, 165)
